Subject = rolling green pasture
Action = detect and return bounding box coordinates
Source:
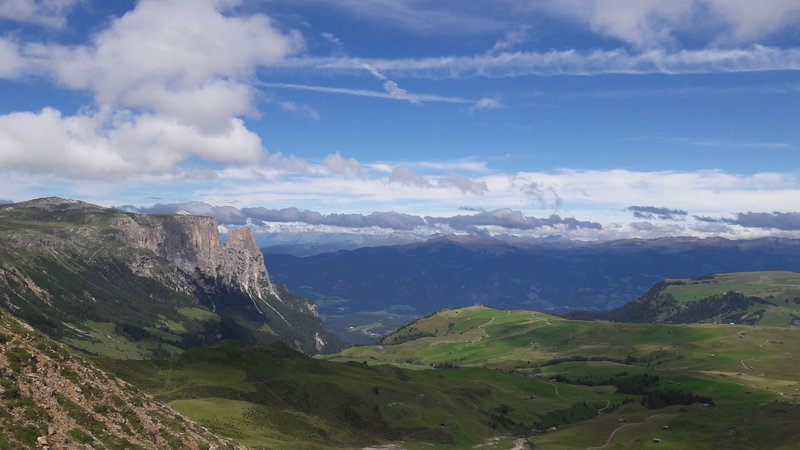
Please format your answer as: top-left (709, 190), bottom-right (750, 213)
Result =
top-left (102, 340), bottom-right (627, 449)
top-left (331, 306), bottom-right (800, 448)
top-left (663, 271), bottom-right (800, 304)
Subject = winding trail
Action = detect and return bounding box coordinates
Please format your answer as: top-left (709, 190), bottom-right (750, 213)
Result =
top-left (475, 310), bottom-right (511, 342)
top-left (597, 400), bottom-right (611, 416)
top-left (587, 414), bottom-right (668, 450)
top-left (476, 316), bottom-right (495, 339)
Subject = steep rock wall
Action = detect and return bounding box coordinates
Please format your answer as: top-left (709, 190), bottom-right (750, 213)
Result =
top-left (110, 213), bottom-right (331, 352)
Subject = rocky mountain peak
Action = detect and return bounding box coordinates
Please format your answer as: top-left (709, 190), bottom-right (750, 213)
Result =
top-left (111, 214), bottom-right (279, 302)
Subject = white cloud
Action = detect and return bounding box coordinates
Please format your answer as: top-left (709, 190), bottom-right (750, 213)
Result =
top-left (279, 101), bottom-right (320, 120)
top-left (314, 0), bottom-right (800, 48)
top-left (410, 158), bottom-right (490, 172)
top-left (322, 152), bottom-right (365, 178)
top-left (0, 0), bottom-right (79, 28)
top-left (489, 27), bottom-right (529, 54)
top-left (320, 32), bottom-right (342, 47)
top-left (534, 0), bottom-right (800, 48)
top-left (389, 166), bottom-right (432, 188)
top-left (280, 45), bottom-right (800, 79)
top-left (469, 97), bottom-right (504, 112)
top-left (0, 0), bottom-right (303, 179)
top-left (40, 0), bottom-right (301, 125)
top-left (706, 0), bottom-right (800, 44)
top-left (0, 37), bottom-right (26, 78)
top-left (259, 82), bottom-right (471, 104)
top-left (445, 172), bottom-right (489, 195)
top-left (0, 107), bottom-right (263, 178)
top-left (537, 0), bottom-right (696, 49)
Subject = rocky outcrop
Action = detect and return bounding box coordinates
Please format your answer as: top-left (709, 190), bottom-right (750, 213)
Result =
top-left (111, 214), bottom-right (305, 323)
top-left (111, 214), bottom-right (280, 300)
top-left (0, 309), bottom-right (231, 449)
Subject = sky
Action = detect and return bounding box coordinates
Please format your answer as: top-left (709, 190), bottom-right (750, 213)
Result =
top-left (1, 0), bottom-right (799, 241)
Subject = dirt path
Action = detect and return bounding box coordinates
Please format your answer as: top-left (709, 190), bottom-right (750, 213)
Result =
top-left (587, 414), bottom-right (668, 450)
top-left (421, 311), bottom-right (511, 363)
top-left (476, 311), bottom-right (511, 340)
top-left (740, 358), bottom-right (765, 377)
top-left (552, 382), bottom-right (564, 399)
top-left (597, 400), bottom-right (611, 416)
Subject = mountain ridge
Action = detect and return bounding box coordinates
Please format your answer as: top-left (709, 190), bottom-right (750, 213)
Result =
top-left (0, 197), bottom-right (343, 356)
top-left (266, 235), bottom-right (800, 327)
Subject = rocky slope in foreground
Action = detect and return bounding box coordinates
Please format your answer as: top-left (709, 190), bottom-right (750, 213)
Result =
top-left (0, 307), bottom-right (231, 449)
top-left (0, 198), bottom-right (343, 356)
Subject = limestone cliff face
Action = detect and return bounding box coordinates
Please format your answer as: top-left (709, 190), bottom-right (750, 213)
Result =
top-left (111, 214), bottom-right (221, 277)
top-left (110, 213), bottom-right (330, 352)
top-left (111, 214), bottom-right (281, 297)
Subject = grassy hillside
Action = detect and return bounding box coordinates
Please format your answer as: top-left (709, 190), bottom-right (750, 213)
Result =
top-left (332, 306), bottom-right (800, 448)
top-left (100, 340), bottom-right (629, 449)
top-left (569, 271), bottom-right (800, 326)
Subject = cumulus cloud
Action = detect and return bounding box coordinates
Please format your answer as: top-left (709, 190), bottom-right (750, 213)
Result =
top-left (626, 205), bottom-right (688, 220)
top-left (42, 0), bottom-right (300, 117)
top-left (0, 0), bottom-right (79, 28)
top-left (445, 172), bottom-right (489, 195)
top-left (0, 108), bottom-right (263, 178)
top-left (0, 0), bottom-right (302, 179)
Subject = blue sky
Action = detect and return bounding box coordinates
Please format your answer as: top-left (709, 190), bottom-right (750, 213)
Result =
top-left (1, 0), bottom-right (799, 240)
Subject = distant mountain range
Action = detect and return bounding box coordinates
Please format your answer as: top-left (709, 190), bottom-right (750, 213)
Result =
top-left (0, 198), bottom-right (344, 356)
top-left (265, 235), bottom-right (800, 329)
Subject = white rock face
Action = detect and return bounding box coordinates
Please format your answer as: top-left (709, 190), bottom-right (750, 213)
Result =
top-left (111, 214), bottom-right (295, 320)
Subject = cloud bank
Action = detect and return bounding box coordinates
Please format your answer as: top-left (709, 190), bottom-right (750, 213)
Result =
top-left (695, 212), bottom-right (800, 231)
top-left (124, 202), bottom-right (601, 233)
